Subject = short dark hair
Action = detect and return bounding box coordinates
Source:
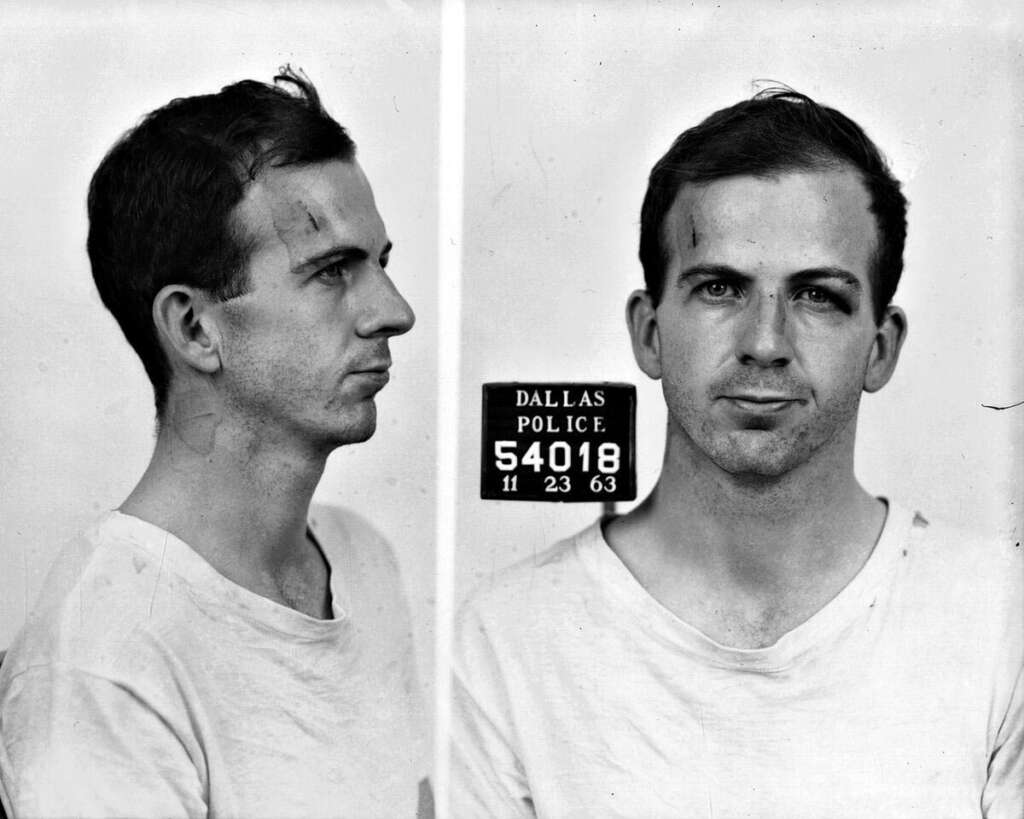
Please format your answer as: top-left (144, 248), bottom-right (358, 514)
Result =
top-left (639, 88), bottom-right (907, 322)
top-left (87, 67), bottom-right (356, 415)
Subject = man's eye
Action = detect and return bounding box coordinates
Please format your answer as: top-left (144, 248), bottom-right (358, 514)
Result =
top-left (697, 280), bottom-right (739, 300)
top-left (795, 286), bottom-right (843, 310)
top-left (316, 261), bottom-right (349, 281)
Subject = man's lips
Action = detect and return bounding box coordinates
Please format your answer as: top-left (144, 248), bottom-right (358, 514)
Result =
top-left (721, 394), bottom-right (804, 413)
top-left (348, 362), bottom-right (392, 386)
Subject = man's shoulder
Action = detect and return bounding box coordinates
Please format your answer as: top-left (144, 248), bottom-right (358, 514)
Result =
top-left (457, 520), bottom-right (604, 636)
top-left (905, 507), bottom-right (1021, 593)
top-left (0, 512), bottom-right (201, 696)
top-left (895, 506), bottom-right (1023, 662)
top-left (39, 513), bottom-right (179, 616)
top-left (883, 507), bottom-right (1024, 751)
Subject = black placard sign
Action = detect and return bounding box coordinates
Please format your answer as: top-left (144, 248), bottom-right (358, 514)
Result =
top-left (481, 382), bottom-right (636, 502)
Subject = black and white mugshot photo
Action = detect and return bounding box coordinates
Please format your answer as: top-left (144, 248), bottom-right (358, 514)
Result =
top-left (1, 2), bottom-right (1020, 818)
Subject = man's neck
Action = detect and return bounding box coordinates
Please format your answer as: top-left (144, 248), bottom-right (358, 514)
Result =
top-left (119, 400), bottom-right (333, 618)
top-left (606, 429), bottom-right (887, 648)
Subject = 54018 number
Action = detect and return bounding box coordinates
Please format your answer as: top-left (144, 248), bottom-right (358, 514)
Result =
top-left (493, 441), bottom-right (621, 474)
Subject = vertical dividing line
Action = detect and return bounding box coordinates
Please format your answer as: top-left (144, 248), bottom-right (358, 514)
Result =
top-left (434, 1), bottom-right (464, 817)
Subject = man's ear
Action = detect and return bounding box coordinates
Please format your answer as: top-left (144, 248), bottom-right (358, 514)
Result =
top-left (626, 289), bottom-right (663, 380)
top-left (863, 305), bottom-right (907, 393)
top-left (152, 285), bottom-right (223, 376)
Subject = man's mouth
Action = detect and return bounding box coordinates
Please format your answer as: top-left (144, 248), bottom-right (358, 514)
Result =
top-left (722, 394), bottom-right (803, 413)
top-left (349, 361), bottom-right (392, 387)
top-left (352, 370), bottom-right (389, 383)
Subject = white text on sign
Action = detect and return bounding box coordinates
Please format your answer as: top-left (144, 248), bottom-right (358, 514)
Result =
top-left (516, 415), bottom-right (607, 433)
top-left (515, 388), bottom-right (606, 408)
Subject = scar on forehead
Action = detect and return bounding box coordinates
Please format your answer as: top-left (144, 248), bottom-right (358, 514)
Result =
top-left (690, 213), bottom-right (699, 248)
top-left (304, 205), bottom-right (320, 232)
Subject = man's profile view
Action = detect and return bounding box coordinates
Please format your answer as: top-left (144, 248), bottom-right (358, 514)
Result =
top-left (0, 69), bottom-right (426, 817)
top-left (452, 90), bottom-right (1023, 817)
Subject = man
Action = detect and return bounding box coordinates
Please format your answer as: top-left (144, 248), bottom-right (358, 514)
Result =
top-left (452, 90), bottom-right (1022, 817)
top-left (0, 70), bottom-right (427, 817)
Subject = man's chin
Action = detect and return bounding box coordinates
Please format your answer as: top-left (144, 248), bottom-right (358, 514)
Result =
top-left (338, 422), bottom-right (376, 446)
top-left (320, 403), bottom-right (378, 448)
top-left (707, 430), bottom-right (806, 478)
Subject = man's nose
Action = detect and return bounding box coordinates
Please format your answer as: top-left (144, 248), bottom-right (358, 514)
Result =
top-left (354, 268), bottom-right (416, 338)
top-left (734, 292), bottom-right (793, 367)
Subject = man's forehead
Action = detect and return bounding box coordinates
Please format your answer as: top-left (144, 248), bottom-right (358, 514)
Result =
top-left (235, 160), bottom-right (386, 259)
top-left (664, 169), bottom-right (877, 272)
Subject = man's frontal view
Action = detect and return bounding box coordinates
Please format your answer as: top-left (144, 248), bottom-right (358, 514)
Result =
top-left (452, 90), bottom-right (1022, 817)
top-left (0, 70), bottom-right (425, 818)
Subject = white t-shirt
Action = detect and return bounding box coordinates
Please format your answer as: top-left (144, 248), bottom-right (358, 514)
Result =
top-left (0, 505), bottom-right (427, 818)
top-left (452, 503), bottom-right (1023, 818)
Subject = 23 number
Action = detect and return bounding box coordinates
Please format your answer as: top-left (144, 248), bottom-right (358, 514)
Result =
top-left (544, 475), bottom-right (571, 493)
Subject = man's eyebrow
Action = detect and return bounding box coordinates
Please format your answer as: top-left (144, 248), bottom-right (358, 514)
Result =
top-left (293, 240), bottom-right (393, 273)
top-left (674, 264), bottom-right (749, 287)
top-left (675, 264), bottom-right (862, 291)
top-left (789, 266), bottom-right (862, 291)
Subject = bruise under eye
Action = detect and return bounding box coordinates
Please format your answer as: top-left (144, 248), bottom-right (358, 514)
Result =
top-left (802, 287), bottom-right (833, 303)
top-left (796, 285), bottom-right (852, 313)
